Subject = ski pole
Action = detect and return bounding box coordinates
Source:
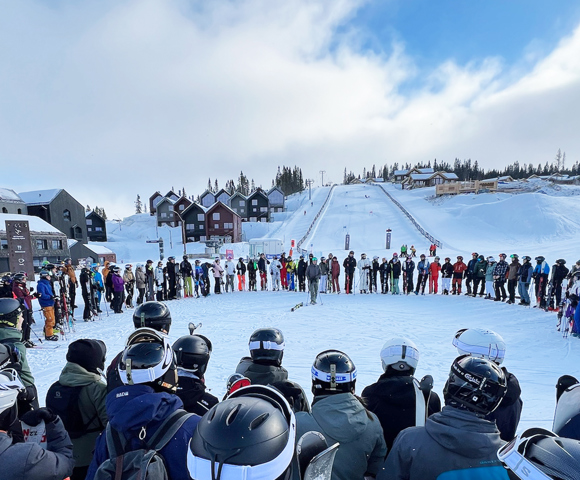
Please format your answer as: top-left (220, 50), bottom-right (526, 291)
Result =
top-left (30, 326), bottom-right (44, 344)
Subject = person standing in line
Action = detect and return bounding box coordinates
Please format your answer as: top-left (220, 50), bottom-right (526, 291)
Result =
top-left (343, 251), bottom-right (356, 294)
top-left (135, 264), bottom-right (146, 305)
top-left (224, 257), bottom-right (236, 293)
top-left (236, 257), bottom-right (246, 291)
top-left (180, 255), bottom-right (193, 298)
top-left (145, 259), bottom-right (155, 301)
top-left (429, 256), bottom-right (441, 294)
top-left (212, 258), bottom-right (224, 294)
top-left (452, 256), bottom-right (466, 295)
top-left (389, 253), bottom-right (401, 294)
top-left (506, 254), bottom-right (521, 304)
top-left (306, 257), bottom-right (321, 304)
top-left (440, 257), bottom-right (453, 295)
top-left (493, 253), bottom-right (509, 302)
top-left (319, 257), bottom-right (328, 294)
top-left (123, 264), bottom-right (135, 308)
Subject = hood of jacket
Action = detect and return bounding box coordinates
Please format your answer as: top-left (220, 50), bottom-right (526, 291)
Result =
top-left (425, 406), bottom-right (502, 458)
top-left (106, 385), bottom-right (184, 434)
top-left (312, 393), bottom-right (371, 443)
top-left (59, 361), bottom-right (103, 387)
top-left (500, 369), bottom-right (521, 407)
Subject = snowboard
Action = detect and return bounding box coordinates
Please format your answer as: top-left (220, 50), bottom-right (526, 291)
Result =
top-left (297, 431), bottom-right (339, 480)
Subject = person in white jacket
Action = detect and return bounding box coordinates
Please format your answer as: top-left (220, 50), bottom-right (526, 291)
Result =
top-left (358, 253), bottom-right (372, 294)
top-left (154, 261), bottom-right (165, 301)
top-left (212, 258), bottom-right (224, 294)
top-left (224, 258), bottom-right (236, 293)
top-left (270, 256), bottom-right (282, 291)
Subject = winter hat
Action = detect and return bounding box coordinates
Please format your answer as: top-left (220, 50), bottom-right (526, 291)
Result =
top-left (66, 339), bottom-right (107, 374)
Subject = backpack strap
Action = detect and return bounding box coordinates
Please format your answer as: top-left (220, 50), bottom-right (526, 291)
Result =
top-left (105, 423), bottom-right (128, 459)
top-left (147, 410), bottom-right (193, 452)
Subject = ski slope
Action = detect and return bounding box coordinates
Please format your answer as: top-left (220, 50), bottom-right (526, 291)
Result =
top-left (300, 184), bottom-right (435, 258)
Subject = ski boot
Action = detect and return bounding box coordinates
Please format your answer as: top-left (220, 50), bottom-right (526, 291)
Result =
top-left (45, 335), bottom-right (59, 341)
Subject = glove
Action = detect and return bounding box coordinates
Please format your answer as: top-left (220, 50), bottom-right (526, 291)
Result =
top-left (21, 407), bottom-right (57, 426)
top-left (29, 287), bottom-right (34, 293)
top-left (75, 282), bottom-right (79, 288)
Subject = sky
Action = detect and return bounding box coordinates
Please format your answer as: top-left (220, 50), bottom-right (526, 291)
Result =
top-left (1, 0), bottom-right (580, 218)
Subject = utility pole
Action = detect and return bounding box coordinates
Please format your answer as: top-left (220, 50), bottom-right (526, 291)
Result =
top-left (319, 170), bottom-right (326, 187)
top-left (306, 179), bottom-right (314, 200)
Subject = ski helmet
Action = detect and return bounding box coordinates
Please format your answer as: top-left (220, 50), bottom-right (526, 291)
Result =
top-left (472, 252), bottom-right (478, 257)
top-left (420, 254), bottom-right (425, 259)
top-left (444, 257), bottom-right (450, 262)
top-left (535, 256), bottom-right (545, 263)
top-left (393, 253), bottom-right (398, 257)
top-left (0, 298), bottom-right (23, 328)
top-left (487, 256), bottom-right (495, 263)
top-left (498, 428), bottom-right (580, 480)
top-left (510, 254), bottom-right (519, 260)
top-left (38, 269), bottom-right (50, 278)
top-left (457, 256), bottom-right (463, 260)
top-left (443, 355), bottom-right (507, 415)
top-left (168, 256), bottom-right (175, 262)
top-left (522, 256), bottom-right (531, 262)
top-left (12, 273), bottom-right (26, 284)
top-left (380, 337), bottom-right (420, 373)
top-left (249, 328), bottom-right (285, 367)
top-left (452, 328), bottom-right (506, 364)
top-left (0, 275), bottom-right (11, 286)
top-left (188, 385), bottom-right (296, 480)
top-left (118, 334), bottom-right (177, 394)
top-left (499, 253), bottom-right (507, 259)
top-left (183, 255), bottom-right (188, 260)
top-left (556, 259), bottom-right (566, 265)
top-left (132, 301), bottom-right (172, 333)
top-left (478, 255), bottom-right (484, 261)
top-left (226, 373), bottom-right (251, 396)
top-left (172, 334), bottom-right (213, 376)
top-left (556, 374), bottom-right (579, 402)
top-left (0, 369), bottom-right (25, 430)
top-left (311, 349), bottom-right (357, 396)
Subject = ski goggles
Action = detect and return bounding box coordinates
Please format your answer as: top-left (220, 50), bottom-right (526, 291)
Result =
top-left (249, 340), bottom-right (285, 351)
top-left (187, 386), bottom-right (296, 480)
top-left (452, 334), bottom-right (505, 364)
top-left (311, 365), bottom-right (357, 385)
top-left (118, 338), bottom-right (174, 386)
top-left (497, 429), bottom-right (559, 480)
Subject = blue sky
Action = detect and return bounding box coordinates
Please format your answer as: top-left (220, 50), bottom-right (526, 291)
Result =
top-left (344, 0), bottom-right (580, 67)
top-left (1, 0), bottom-right (580, 216)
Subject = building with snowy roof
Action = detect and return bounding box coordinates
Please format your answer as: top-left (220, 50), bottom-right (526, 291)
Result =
top-left (206, 202), bottom-right (242, 243)
top-left (0, 189), bottom-right (27, 215)
top-left (393, 167), bottom-right (435, 183)
top-left (182, 203), bottom-right (208, 243)
top-left (18, 189), bottom-right (88, 244)
top-left (69, 240), bottom-right (116, 265)
top-left (402, 171), bottom-right (459, 189)
top-left (0, 213), bottom-right (70, 272)
top-left (86, 211), bottom-right (107, 242)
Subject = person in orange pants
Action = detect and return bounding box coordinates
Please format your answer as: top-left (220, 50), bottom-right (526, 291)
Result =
top-left (236, 257), bottom-right (246, 291)
top-left (36, 269), bottom-right (59, 341)
top-left (429, 256), bottom-right (441, 294)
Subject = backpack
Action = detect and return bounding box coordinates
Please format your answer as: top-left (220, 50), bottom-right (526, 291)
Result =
top-left (94, 410), bottom-right (192, 480)
top-left (46, 382), bottom-right (102, 439)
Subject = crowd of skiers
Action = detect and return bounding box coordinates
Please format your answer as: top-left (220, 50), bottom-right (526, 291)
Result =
top-left (0, 298), bottom-right (579, 480)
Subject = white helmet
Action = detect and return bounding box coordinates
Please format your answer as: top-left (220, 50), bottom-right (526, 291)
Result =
top-left (380, 337), bottom-right (420, 372)
top-left (452, 328), bottom-right (506, 364)
top-left (0, 369), bottom-right (25, 415)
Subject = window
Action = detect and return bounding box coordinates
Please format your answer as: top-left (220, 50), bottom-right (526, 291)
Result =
top-left (86, 219), bottom-right (92, 225)
top-left (252, 200), bottom-right (258, 206)
top-left (36, 239), bottom-right (48, 250)
top-left (0, 239), bottom-right (7, 250)
top-left (88, 227), bottom-right (92, 231)
top-left (213, 212), bottom-right (220, 220)
top-left (74, 227), bottom-right (82, 239)
top-left (63, 209), bottom-right (71, 221)
top-left (17, 208), bottom-right (22, 214)
top-left (161, 212), bottom-right (167, 218)
top-left (224, 222), bottom-right (233, 229)
top-left (1, 207), bottom-right (7, 213)
top-left (260, 218), bottom-right (267, 222)
top-left (240, 208), bottom-right (245, 213)
top-left (186, 223), bottom-right (195, 230)
top-left (51, 240), bottom-right (63, 250)
top-left (197, 214), bottom-right (204, 221)
top-left (179, 204), bottom-right (185, 210)
top-left (214, 224), bottom-right (220, 229)
top-left (260, 207), bottom-right (268, 213)
top-left (239, 200), bottom-right (245, 206)
top-left (95, 227), bottom-right (102, 232)
top-left (253, 208), bottom-right (257, 212)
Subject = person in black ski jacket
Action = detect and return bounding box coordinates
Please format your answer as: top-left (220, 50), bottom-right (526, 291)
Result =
top-left (343, 251), bottom-right (357, 294)
top-left (440, 257), bottom-right (453, 295)
top-left (173, 335), bottom-right (219, 417)
top-left (297, 256), bottom-right (307, 293)
top-left (235, 328), bottom-right (289, 385)
top-left (166, 257), bottom-right (177, 300)
top-left (247, 258), bottom-right (257, 291)
top-left (402, 257), bottom-right (415, 294)
top-left (145, 260), bottom-right (155, 301)
top-left (379, 258), bottom-right (390, 294)
top-left (257, 254), bottom-right (269, 291)
top-left (371, 257), bottom-right (380, 293)
top-left (465, 252), bottom-right (478, 295)
top-left (551, 259), bottom-right (570, 307)
top-left (362, 338), bottom-right (441, 450)
top-left (180, 256), bottom-right (193, 298)
top-left (79, 267), bottom-right (93, 321)
top-left (389, 255), bottom-right (401, 294)
top-left (493, 253), bottom-right (509, 301)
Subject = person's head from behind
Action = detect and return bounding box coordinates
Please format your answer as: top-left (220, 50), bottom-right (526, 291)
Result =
top-left (380, 337), bottom-right (419, 375)
top-left (249, 328), bottom-right (285, 367)
top-left (172, 334), bottom-right (213, 378)
top-left (498, 428), bottom-right (580, 480)
top-left (188, 385), bottom-right (296, 480)
top-left (443, 355), bottom-right (507, 417)
top-left (311, 349), bottom-right (357, 396)
top-left (118, 330), bottom-right (178, 394)
top-left (452, 328), bottom-right (506, 365)
top-left (67, 339), bottom-right (107, 375)
top-left (132, 301), bottom-right (172, 334)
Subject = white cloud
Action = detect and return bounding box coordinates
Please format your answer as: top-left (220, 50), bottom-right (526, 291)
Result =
top-left (1, 0), bottom-right (579, 215)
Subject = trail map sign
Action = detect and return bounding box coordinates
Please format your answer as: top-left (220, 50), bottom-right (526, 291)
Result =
top-left (5, 221), bottom-right (35, 278)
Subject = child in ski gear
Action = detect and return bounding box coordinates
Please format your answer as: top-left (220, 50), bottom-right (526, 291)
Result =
top-left (533, 256), bottom-right (550, 308)
top-left (331, 256), bottom-right (341, 293)
top-left (472, 254), bottom-right (487, 297)
top-left (46, 339), bottom-right (108, 480)
top-left (485, 256), bottom-right (497, 299)
top-left (390, 254), bottom-right (401, 294)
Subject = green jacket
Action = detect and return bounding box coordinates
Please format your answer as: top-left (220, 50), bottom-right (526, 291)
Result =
top-left (56, 362), bottom-right (108, 467)
top-left (0, 326), bottom-right (34, 386)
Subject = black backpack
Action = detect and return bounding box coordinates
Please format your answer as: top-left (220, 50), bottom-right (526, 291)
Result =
top-left (94, 410), bottom-right (192, 480)
top-left (46, 382), bottom-right (103, 439)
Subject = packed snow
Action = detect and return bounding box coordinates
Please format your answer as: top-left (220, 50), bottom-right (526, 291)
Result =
top-left (26, 183), bottom-right (580, 434)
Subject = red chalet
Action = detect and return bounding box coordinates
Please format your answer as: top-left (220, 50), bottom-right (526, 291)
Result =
top-left (205, 202), bottom-right (242, 243)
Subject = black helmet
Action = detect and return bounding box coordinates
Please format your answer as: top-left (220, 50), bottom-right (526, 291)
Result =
top-left (0, 298), bottom-right (23, 328)
top-left (132, 301), bottom-right (172, 333)
top-left (249, 328), bottom-right (285, 367)
top-left (311, 349), bottom-right (357, 396)
top-left (172, 334), bottom-right (212, 376)
top-left (443, 355), bottom-right (507, 415)
top-left (556, 259), bottom-right (566, 265)
top-left (535, 256), bottom-right (545, 263)
top-left (0, 274), bottom-right (12, 286)
top-left (522, 256), bottom-right (531, 262)
top-left (498, 428), bottom-right (580, 480)
top-left (118, 335), bottom-right (177, 394)
top-left (188, 385), bottom-right (295, 480)
top-left (168, 256), bottom-right (175, 262)
top-left (183, 255), bottom-right (188, 260)
top-left (12, 273), bottom-right (26, 284)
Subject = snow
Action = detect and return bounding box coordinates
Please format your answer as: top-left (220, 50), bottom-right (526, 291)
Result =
top-left (0, 188), bottom-right (24, 202)
top-left (18, 189), bottom-right (62, 206)
top-left (0, 213), bottom-right (63, 234)
top-left (86, 243), bottom-right (114, 255)
top-left (24, 182), bottom-right (580, 436)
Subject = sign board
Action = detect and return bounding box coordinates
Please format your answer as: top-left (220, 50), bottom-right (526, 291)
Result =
top-left (291, 239), bottom-right (295, 248)
top-left (345, 234), bottom-right (350, 251)
top-left (226, 249), bottom-right (234, 260)
top-left (5, 221), bottom-right (35, 278)
top-left (386, 229), bottom-right (392, 250)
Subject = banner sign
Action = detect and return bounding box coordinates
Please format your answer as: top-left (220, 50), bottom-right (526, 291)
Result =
top-left (5, 221), bottom-right (35, 278)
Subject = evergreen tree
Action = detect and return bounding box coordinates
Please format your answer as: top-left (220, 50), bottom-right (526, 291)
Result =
top-left (86, 204), bottom-right (91, 212)
top-left (135, 195), bottom-right (143, 214)
top-left (214, 179), bottom-right (219, 192)
top-left (207, 178), bottom-right (212, 192)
